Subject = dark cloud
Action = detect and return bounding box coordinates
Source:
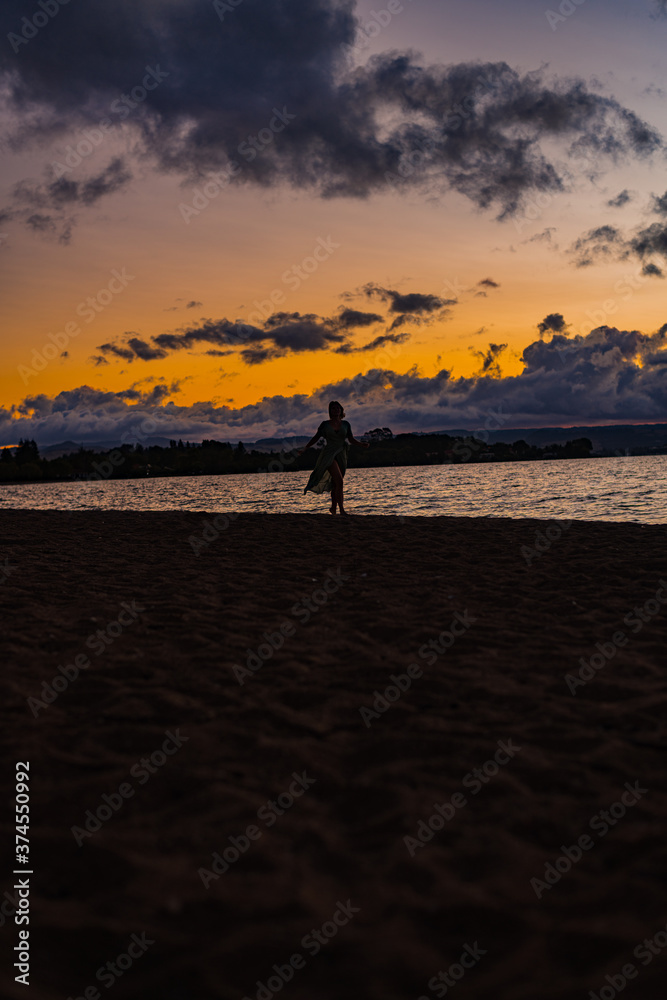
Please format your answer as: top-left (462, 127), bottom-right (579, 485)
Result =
top-left (569, 225), bottom-right (624, 267)
top-left (570, 190), bottom-right (667, 274)
top-left (186, 300), bottom-right (203, 309)
top-left (642, 261), bottom-right (664, 277)
top-left (607, 189), bottom-right (632, 208)
top-left (387, 314), bottom-right (425, 331)
top-left (362, 283), bottom-right (454, 314)
top-left (477, 278), bottom-right (500, 289)
top-left (8, 323), bottom-right (667, 446)
top-left (0, 1), bottom-right (661, 227)
top-left (25, 213), bottom-right (56, 234)
top-left (525, 227), bottom-right (557, 247)
top-left (1, 158), bottom-right (132, 239)
top-left (334, 332), bottom-right (409, 354)
top-left (94, 288), bottom-right (452, 365)
top-left (97, 337), bottom-right (168, 363)
top-left (96, 312), bottom-right (352, 365)
top-left (12, 158), bottom-right (132, 210)
top-left (470, 342), bottom-right (507, 377)
top-left (538, 313), bottom-right (568, 338)
top-left (628, 223), bottom-right (667, 274)
top-left (653, 191), bottom-right (667, 216)
top-left (335, 308), bottom-right (383, 329)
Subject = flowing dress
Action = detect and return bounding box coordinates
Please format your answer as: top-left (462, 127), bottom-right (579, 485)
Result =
top-left (303, 420), bottom-right (351, 495)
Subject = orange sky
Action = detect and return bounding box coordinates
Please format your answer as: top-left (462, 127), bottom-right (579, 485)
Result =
top-left (1, 0), bottom-right (666, 442)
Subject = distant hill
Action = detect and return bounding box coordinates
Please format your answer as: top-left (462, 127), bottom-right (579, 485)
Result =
top-left (13, 422), bottom-right (667, 460)
top-left (39, 437), bottom-right (178, 459)
top-left (419, 423), bottom-right (667, 455)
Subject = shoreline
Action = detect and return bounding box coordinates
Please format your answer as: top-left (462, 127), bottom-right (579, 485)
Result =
top-left (1, 508), bottom-right (666, 528)
top-left (0, 447), bottom-right (664, 489)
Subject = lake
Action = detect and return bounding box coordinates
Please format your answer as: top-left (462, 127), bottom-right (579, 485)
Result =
top-left (1, 455), bottom-right (666, 522)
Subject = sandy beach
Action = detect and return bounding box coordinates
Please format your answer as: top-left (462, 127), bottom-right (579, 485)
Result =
top-left (1, 510), bottom-right (667, 1000)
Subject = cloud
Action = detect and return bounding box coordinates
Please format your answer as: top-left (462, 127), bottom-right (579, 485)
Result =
top-left (12, 158), bottom-right (132, 210)
top-left (470, 342), bottom-right (507, 377)
top-left (538, 313), bottom-right (568, 338)
top-left (186, 300), bottom-right (203, 309)
top-left (607, 189), bottom-right (632, 208)
top-left (362, 283), bottom-right (453, 314)
top-left (627, 223), bottom-right (667, 275)
top-left (525, 227), bottom-right (558, 248)
top-left (569, 225), bottom-right (624, 267)
top-left (334, 331), bottom-right (410, 354)
top-left (11, 322), bottom-right (667, 446)
top-left (0, 0), bottom-right (661, 227)
top-left (94, 286), bottom-right (451, 365)
top-left (570, 190), bottom-right (667, 275)
top-left (570, 219), bottom-right (667, 276)
top-left (653, 191), bottom-right (667, 216)
top-left (335, 308), bottom-right (383, 329)
top-left (1, 158), bottom-right (132, 240)
top-left (477, 278), bottom-right (500, 289)
top-left (98, 336), bottom-right (169, 362)
top-left (641, 261), bottom-right (664, 277)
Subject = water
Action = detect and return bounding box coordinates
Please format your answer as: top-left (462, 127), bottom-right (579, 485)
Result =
top-left (1, 455), bottom-right (666, 522)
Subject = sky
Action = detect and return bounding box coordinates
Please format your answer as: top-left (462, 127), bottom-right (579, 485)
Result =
top-left (1, 0), bottom-right (666, 446)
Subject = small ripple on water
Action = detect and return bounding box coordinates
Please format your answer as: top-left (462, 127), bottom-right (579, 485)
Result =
top-left (1, 455), bottom-right (666, 522)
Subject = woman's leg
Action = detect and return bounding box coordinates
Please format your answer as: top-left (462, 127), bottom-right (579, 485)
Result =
top-left (328, 460), bottom-right (344, 513)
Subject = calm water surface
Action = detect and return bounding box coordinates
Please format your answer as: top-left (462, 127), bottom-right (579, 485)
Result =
top-left (1, 455), bottom-right (666, 522)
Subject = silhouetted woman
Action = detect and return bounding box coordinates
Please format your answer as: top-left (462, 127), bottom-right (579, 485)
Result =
top-left (299, 401), bottom-right (369, 514)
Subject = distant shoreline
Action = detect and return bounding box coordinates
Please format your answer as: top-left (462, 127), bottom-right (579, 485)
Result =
top-left (0, 446), bottom-right (664, 490)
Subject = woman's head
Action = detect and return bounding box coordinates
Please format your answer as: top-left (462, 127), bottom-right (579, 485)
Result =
top-left (328, 400), bottom-right (345, 419)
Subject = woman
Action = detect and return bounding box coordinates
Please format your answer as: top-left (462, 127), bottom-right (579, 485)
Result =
top-left (300, 401), bottom-right (369, 514)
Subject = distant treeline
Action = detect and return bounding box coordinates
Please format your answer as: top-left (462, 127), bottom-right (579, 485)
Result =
top-left (0, 432), bottom-right (603, 484)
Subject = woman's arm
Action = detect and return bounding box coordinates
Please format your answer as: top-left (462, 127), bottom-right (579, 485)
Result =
top-left (297, 428), bottom-right (323, 455)
top-left (347, 424), bottom-right (369, 448)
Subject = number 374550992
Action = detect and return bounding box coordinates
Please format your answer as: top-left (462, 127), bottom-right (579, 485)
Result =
top-left (16, 763), bottom-right (30, 859)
